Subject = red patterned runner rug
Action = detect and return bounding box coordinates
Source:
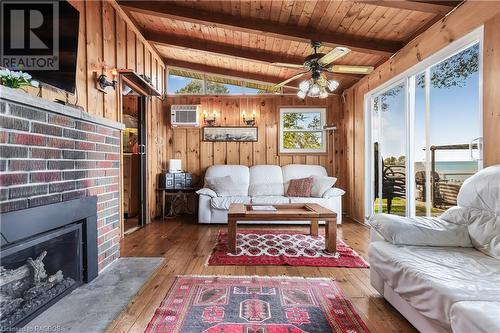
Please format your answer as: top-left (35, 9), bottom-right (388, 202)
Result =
top-left (145, 275), bottom-right (372, 333)
top-left (207, 230), bottom-right (369, 267)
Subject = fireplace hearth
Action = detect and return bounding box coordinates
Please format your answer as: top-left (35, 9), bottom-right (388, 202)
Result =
top-left (0, 197), bottom-right (98, 330)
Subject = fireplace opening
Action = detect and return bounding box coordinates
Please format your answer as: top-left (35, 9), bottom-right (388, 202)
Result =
top-left (0, 224), bottom-right (83, 329)
top-left (0, 197), bottom-right (98, 330)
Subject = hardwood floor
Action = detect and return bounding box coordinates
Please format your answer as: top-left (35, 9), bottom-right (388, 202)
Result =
top-left (107, 217), bottom-right (417, 333)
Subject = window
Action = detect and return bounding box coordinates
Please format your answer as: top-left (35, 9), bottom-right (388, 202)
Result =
top-left (206, 75), bottom-right (244, 95)
top-left (365, 29), bottom-right (482, 219)
top-left (167, 73), bottom-right (204, 95)
top-left (279, 108), bottom-right (326, 154)
top-left (167, 68), bottom-right (278, 95)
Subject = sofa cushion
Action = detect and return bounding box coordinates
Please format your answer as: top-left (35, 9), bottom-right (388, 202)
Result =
top-left (210, 196), bottom-right (251, 210)
top-left (286, 177), bottom-right (313, 197)
top-left (368, 213), bottom-right (472, 247)
top-left (310, 175), bottom-right (337, 197)
top-left (205, 165), bottom-right (250, 196)
top-left (441, 206), bottom-right (500, 259)
top-left (251, 196), bottom-right (290, 205)
top-left (288, 197), bottom-right (332, 209)
top-left (467, 207), bottom-right (500, 259)
top-left (369, 241), bottom-right (500, 328)
top-left (282, 164), bottom-right (327, 193)
top-left (249, 165), bottom-right (284, 196)
top-left (457, 165), bottom-right (500, 214)
top-left (206, 176), bottom-right (247, 197)
top-left (450, 301), bottom-right (500, 333)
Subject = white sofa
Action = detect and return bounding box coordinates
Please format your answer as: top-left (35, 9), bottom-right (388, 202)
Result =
top-left (197, 164), bottom-right (345, 224)
top-left (368, 165), bottom-right (500, 333)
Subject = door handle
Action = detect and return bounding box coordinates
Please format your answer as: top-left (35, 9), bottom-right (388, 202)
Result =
top-left (139, 144), bottom-right (146, 155)
top-left (469, 137), bottom-right (483, 161)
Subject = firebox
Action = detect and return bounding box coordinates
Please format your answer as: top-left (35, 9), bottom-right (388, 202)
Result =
top-left (0, 197), bottom-right (98, 330)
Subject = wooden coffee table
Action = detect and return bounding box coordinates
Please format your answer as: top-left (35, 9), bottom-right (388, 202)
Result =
top-left (227, 203), bottom-right (337, 254)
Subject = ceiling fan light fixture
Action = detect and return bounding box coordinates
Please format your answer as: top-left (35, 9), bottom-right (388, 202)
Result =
top-left (297, 90), bottom-right (306, 99)
top-left (309, 83), bottom-right (320, 96)
top-left (319, 89), bottom-right (329, 99)
top-left (328, 80), bottom-right (339, 92)
top-left (299, 80), bottom-right (310, 92)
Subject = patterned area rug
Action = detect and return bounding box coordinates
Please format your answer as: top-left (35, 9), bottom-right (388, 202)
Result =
top-left (145, 275), bottom-right (371, 333)
top-left (207, 230), bottom-right (369, 267)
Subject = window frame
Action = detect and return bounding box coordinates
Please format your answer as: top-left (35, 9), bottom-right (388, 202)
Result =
top-left (279, 107), bottom-right (327, 154)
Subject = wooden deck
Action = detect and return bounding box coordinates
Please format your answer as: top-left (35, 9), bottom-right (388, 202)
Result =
top-left (107, 217), bottom-right (417, 333)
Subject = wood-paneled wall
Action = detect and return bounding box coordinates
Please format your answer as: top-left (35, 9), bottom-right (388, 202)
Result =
top-left (21, 0), bottom-right (167, 225)
top-left (342, 3), bottom-right (500, 223)
top-left (163, 95), bottom-right (345, 189)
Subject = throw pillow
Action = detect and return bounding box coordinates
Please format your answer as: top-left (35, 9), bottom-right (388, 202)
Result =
top-left (310, 175), bottom-right (337, 197)
top-left (286, 177), bottom-right (313, 197)
top-left (206, 176), bottom-right (248, 197)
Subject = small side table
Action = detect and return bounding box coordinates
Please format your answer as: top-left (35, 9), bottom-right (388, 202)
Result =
top-left (157, 187), bottom-right (200, 219)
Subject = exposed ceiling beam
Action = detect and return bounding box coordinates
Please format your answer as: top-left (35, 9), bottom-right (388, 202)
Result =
top-left (163, 59), bottom-right (357, 90)
top-left (147, 32), bottom-right (303, 65)
top-left (357, 0), bottom-right (457, 14)
top-left (119, 1), bottom-right (403, 57)
top-left (147, 32), bottom-right (362, 81)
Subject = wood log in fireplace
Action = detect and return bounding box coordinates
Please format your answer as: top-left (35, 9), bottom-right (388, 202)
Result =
top-left (0, 251), bottom-right (48, 288)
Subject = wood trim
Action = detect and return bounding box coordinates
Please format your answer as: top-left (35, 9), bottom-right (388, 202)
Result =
top-left (483, 14), bottom-right (500, 167)
top-left (118, 69), bottom-right (162, 96)
top-left (119, 1), bottom-right (403, 56)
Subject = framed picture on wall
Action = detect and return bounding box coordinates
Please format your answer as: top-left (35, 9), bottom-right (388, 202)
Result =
top-left (202, 126), bottom-right (258, 142)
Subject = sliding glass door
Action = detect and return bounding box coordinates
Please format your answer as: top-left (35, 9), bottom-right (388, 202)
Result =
top-left (367, 31), bottom-right (482, 219)
top-left (371, 82), bottom-right (407, 216)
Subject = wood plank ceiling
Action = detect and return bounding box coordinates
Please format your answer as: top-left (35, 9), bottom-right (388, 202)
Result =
top-left (119, 0), bottom-right (461, 92)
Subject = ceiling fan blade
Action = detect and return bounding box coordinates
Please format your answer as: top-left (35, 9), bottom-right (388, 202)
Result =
top-left (272, 62), bottom-right (304, 69)
top-left (273, 72), bottom-right (308, 88)
top-left (329, 65), bottom-right (374, 74)
top-left (318, 47), bottom-right (351, 66)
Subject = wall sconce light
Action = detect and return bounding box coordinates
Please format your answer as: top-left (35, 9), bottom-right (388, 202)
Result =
top-left (97, 68), bottom-right (117, 92)
top-left (203, 110), bottom-right (217, 126)
top-left (242, 110), bottom-right (256, 126)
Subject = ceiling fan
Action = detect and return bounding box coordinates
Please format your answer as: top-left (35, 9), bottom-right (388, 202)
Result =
top-left (272, 41), bottom-right (374, 98)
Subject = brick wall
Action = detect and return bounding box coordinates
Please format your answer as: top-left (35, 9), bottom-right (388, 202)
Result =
top-left (0, 95), bottom-right (122, 271)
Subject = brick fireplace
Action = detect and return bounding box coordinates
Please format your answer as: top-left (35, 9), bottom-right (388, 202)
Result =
top-left (0, 87), bottom-right (124, 271)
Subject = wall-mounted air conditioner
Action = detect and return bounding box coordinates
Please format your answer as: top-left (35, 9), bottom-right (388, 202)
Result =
top-left (170, 105), bottom-right (200, 127)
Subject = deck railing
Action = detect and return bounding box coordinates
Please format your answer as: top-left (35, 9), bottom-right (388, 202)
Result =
top-left (428, 143), bottom-right (479, 207)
